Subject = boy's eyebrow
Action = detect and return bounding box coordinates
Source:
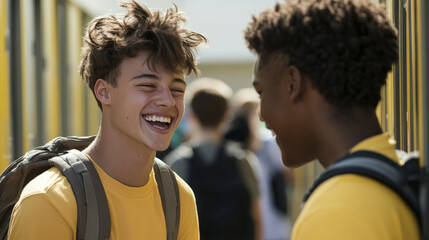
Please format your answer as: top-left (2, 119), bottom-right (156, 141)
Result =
top-left (131, 73), bottom-right (186, 86)
top-left (174, 78), bottom-right (187, 86)
top-left (131, 73), bottom-right (159, 80)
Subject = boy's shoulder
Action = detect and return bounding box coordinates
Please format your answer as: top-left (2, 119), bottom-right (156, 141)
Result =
top-left (20, 167), bottom-right (73, 201)
top-left (13, 166), bottom-right (77, 230)
top-left (295, 173), bottom-right (419, 239)
top-left (307, 174), bottom-right (403, 207)
top-left (173, 171), bottom-right (195, 200)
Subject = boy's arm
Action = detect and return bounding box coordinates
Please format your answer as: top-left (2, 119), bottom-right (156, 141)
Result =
top-left (8, 193), bottom-right (75, 239)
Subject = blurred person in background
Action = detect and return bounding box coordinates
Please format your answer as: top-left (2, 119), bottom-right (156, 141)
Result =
top-left (225, 88), bottom-right (293, 240)
top-left (165, 78), bottom-right (262, 240)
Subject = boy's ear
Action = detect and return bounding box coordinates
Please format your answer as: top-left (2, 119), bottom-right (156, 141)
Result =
top-left (94, 79), bottom-right (111, 105)
top-left (286, 65), bottom-right (304, 102)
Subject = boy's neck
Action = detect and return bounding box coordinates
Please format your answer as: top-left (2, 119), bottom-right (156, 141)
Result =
top-left (315, 106), bottom-right (382, 168)
top-left (190, 125), bottom-right (225, 144)
top-left (83, 129), bottom-right (156, 187)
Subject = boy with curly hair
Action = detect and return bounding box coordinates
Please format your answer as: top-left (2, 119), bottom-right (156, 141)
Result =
top-left (8, 0), bottom-right (206, 239)
top-left (244, 0), bottom-right (419, 239)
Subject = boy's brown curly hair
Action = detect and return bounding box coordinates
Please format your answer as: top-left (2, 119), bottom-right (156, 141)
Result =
top-left (244, 0), bottom-right (398, 110)
top-left (79, 0), bottom-right (207, 109)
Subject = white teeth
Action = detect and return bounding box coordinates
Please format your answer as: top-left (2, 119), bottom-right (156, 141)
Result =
top-left (144, 115), bottom-right (171, 123)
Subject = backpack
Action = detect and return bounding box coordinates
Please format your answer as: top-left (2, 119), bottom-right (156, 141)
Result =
top-left (0, 136), bottom-right (180, 240)
top-left (302, 150), bottom-right (427, 238)
top-left (186, 141), bottom-right (258, 240)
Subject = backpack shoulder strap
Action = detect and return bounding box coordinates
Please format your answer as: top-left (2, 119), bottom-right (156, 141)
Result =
top-left (302, 150), bottom-right (420, 220)
top-left (153, 158), bottom-right (180, 240)
top-left (224, 142), bottom-right (260, 202)
top-left (49, 149), bottom-right (110, 240)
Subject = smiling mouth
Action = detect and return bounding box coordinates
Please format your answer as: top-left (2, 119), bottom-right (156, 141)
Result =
top-left (143, 115), bottom-right (172, 130)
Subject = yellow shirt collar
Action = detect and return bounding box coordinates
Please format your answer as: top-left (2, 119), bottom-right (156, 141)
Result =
top-left (350, 133), bottom-right (400, 164)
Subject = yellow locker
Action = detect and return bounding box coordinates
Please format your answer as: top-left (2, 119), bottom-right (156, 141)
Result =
top-left (0, 0), bottom-right (11, 171)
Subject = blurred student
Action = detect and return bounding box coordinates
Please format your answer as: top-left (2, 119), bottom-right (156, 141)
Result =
top-left (244, 0), bottom-right (419, 239)
top-left (165, 78), bottom-right (262, 240)
top-left (226, 88), bottom-right (292, 240)
top-left (8, 0), bottom-right (206, 239)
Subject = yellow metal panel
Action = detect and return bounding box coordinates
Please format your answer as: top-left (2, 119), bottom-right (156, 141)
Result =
top-left (384, 0), bottom-right (395, 137)
top-left (377, 0), bottom-right (391, 129)
top-left (20, 0), bottom-right (38, 152)
top-left (405, 2), bottom-right (412, 151)
top-left (80, 12), bottom-right (100, 136)
top-left (67, 3), bottom-right (84, 136)
top-left (416, 0), bottom-right (425, 166)
top-left (405, 1), bottom-right (418, 152)
top-left (386, 72), bottom-right (395, 137)
top-left (41, 0), bottom-right (61, 141)
top-left (410, 0), bottom-right (418, 151)
top-left (19, 0), bottom-right (29, 152)
top-left (0, 0), bottom-right (11, 171)
top-left (398, 0), bottom-right (406, 149)
top-left (87, 89), bottom-right (101, 135)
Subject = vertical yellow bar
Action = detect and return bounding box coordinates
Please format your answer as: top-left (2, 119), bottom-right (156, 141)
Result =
top-left (0, 0), bottom-right (11, 171)
top-left (416, 0), bottom-right (425, 165)
top-left (21, 0), bottom-right (37, 151)
top-left (87, 90), bottom-right (101, 135)
top-left (385, 0), bottom-right (395, 137)
top-left (398, 0), bottom-right (405, 149)
top-left (410, 0), bottom-right (418, 151)
top-left (67, 3), bottom-right (84, 136)
top-left (386, 72), bottom-right (394, 137)
top-left (79, 13), bottom-right (101, 136)
top-left (19, 0), bottom-right (28, 152)
top-left (405, 2), bottom-right (411, 151)
top-left (41, 0), bottom-right (61, 141)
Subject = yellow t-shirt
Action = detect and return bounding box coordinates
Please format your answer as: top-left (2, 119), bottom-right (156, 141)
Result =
top-left (291, 133), bottom-right (420, 240)
top-left (8, 158), bottom-right (199, 239)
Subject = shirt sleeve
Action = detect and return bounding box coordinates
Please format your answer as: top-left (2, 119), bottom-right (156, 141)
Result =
top-left (8, 193), bottom-right (74, 240)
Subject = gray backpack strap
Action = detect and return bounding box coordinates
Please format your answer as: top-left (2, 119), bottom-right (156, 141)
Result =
top-left (154, 158), bottom-right (180, 240)
top-left (225, 142), bottom-right (260, 203)
top-left (49, 150), bottom-right (110, 240)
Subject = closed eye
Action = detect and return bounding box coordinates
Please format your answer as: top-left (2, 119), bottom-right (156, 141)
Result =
top-left (137, 84), bottom-right (157, 91)
top-left (171, 88), bottom-right (185, 97)
top-left (171, 88), bottom-right (185, 93)
top-left (138, 84), bottom-right (155, 88)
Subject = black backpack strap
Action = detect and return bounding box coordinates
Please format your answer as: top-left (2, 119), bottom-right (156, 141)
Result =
top-left (49, 150), bottom-right (110, 240)
top-left (302, 151), bottom-right (420, 220)
top-left (154, 158), bottom-right (180, 240)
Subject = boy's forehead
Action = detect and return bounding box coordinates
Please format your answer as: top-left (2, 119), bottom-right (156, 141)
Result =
top-left (130, 51), bottom-right (183, 75)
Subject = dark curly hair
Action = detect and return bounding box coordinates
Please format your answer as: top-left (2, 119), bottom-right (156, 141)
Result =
top-left (244, 0), bottom-right (398, 109)
top-left (79, 0), bottom-right (207, 109)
